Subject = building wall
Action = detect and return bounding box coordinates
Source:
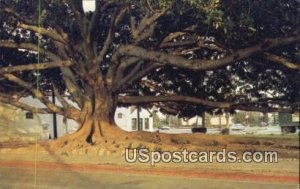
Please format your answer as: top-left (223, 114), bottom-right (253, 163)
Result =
top-left (0, 102), bottom-right (43, 135)
top-left (0, 96), bottom-right (79, 138)
top-left (20, 96), bottom-right (79, 137)
top-left (210, 116), bottom-right (233, 126)
top-left (1, 96), bottom-right (156, 139)
top-left (114, 107), bottom-right (154, 132)
top-left (181, 114), bottom-right (233, 127)
top-left (181, 116), bottom-right (202, 126)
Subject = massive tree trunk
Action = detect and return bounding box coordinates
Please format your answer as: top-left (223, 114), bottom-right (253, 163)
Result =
top-left (51, 86), bottom-right (127, 149)
top-left (50, 92), bottom-right (163, 152)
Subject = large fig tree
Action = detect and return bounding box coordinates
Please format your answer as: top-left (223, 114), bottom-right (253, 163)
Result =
top-left (0, 0), bottom-right (299, 145)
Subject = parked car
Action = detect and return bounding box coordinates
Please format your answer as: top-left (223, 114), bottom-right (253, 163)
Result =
top-left (230, 123), bottom-right (246, 131)
top-left (278, 112), bottom-right (300, 134)
top-left (260, 122), bottom-right (268, 127)
top-left (191, 127), bottom-right (207, 134)
top-left (159, 125), bottom-right (170, 130)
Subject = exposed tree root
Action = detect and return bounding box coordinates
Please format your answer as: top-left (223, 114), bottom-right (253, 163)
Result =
top-left (47, 119), bottom-right (180, 154)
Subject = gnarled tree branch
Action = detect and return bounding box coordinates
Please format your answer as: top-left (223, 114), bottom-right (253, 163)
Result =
top-left (113, 63), bottom-right (160, 92)
top-left (17, 23), bottom-right (68, 44)
top-left (118, 95), bottom-right (231, 109)
top-left (118, 95), bottom-right (295, 112)
top-left (2, 74), bottom-right (82, 121)
top-left (0, 94), bottom-right (52, 114)
top-left (94, 7), bottom-right (128, 66)
top-left (88, 0), bottom-right (118, 44)
top-left (0, 40), bottom-right (62, 60)
top-left (3, 73), bottom-right (64, 114)
top-left (132, 8), bottom-right (169, 43)
top-left (0, 61), bottom-right (72, 75)
top-left (0, 40), bottom-right (87, 109)
top-left (263, 53), bottom-right (300, 70)
top-left (1, 7), bottom-right (35, 25)
top-left (118, 33), bottom-right (300, 71)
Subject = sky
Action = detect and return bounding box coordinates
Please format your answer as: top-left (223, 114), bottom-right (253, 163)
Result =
top-left (83, 0), bottom-right (95, 12)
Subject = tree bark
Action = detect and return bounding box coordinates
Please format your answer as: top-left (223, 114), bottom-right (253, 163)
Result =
top-left (52, 89), bottom-right (127, 148)
top-left (202, 112), bottom-right (205, 128)
top-left (225, 113), bottom-right (230, 129)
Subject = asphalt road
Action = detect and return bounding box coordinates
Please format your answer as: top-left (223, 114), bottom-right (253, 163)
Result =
top-left (159, 126), bottom-right (284, 135)
top-left (0, 167), bottom-right (298, 189)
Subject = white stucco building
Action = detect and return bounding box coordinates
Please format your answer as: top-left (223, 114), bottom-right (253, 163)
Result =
top-left (0, 96), bottom-right (157, 140)
top-left (114, 106), bottom-right (156, 132)
top-left (0, 96), bottom-right (79, 139)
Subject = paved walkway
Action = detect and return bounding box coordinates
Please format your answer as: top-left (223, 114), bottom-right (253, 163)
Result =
top-left (0, 166), bottom-right (298, 189)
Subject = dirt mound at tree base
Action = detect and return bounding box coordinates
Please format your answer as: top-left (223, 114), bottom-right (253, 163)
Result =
top-left (0, 133), bottom-right (298, 160)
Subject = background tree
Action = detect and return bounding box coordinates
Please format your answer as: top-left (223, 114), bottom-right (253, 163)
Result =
top-left (151, 110), bottom-right (161, 128)
top-left (166, 114), bottom-right (182, 127)
top-left (232, 111), bottom-right (262, 126)
top-left (0, 0), bottom-right (299, 147)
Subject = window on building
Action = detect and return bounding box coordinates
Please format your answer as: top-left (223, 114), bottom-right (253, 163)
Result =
top-left (25, 112), bottom-right (34, 119)
top-left (117, 113), bottom-right (122, 119)
top-left (42, 124), bottom-right (49, 131)
top-left (145, 118), bottom-right (149, 130)
top-left (132, 118), bottom-right (137, 130)
top-left (139, 118), bottom-right (143, 130)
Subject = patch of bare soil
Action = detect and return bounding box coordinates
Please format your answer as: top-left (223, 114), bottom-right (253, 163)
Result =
top-left (0, 161), bottom-right (298, 184)
top-left (0, 133), bottom-right (299, 159)
top-left (0, 134), bottom-right (298, 185)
